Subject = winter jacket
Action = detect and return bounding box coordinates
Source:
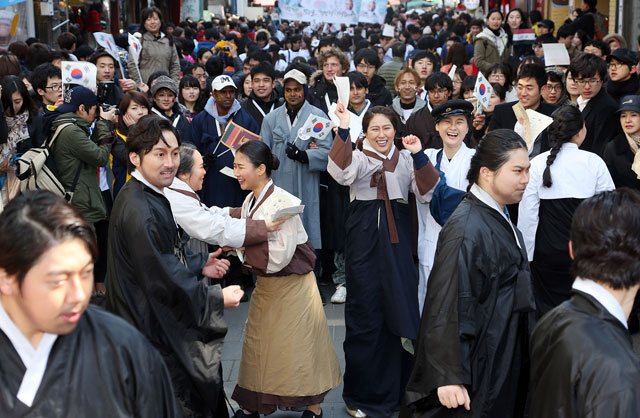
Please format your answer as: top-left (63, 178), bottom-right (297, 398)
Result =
top-left (127, 32), bottom-right (180, 85)
top-left (603, 132), bottom-right (640, 191)
top-left (580, 88), bottom-right (620, 157)
top-left (50, 113), bottom-right (115, 223)
top-left (474, 27), bottom-right (511, 77)
top-left (240, 90), bottom-right (285, 129)
top-left (605, 74), bottom-right (640, 105)
top-left (307, 71), bottom-right (338, 114)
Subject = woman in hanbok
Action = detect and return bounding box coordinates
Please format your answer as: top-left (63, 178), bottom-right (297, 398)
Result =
top-left (230, 140), bottom-right (341, 418)
top-left (327, 104), bottom-right (439, 417)
top-left (416, 99), bottom-right (476, 313)
top-left (518, 106), bottom-right (614, 316)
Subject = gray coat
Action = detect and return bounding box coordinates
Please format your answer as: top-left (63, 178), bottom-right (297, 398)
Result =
top-left (261, 101), bottom-right (332, 249)
top-left (127, 32), bottom-right (180, 84)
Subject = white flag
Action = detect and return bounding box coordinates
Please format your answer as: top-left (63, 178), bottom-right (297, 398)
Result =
top-left (298, 114), bottom-right (333, 141)
top-left (474, 72), bottom-right (493, 111)
top-left (61, 61), bottom-right (97, 89)
top-left (93, 32), bottom-right (119, 60)
top-left (447, 64), bottom-right (457, 81)
top-left (128, 33), bottom-right (142, 65)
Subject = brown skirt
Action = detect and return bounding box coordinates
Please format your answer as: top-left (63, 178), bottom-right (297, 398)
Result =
top-left (232, 271), bottom-right (342, 413)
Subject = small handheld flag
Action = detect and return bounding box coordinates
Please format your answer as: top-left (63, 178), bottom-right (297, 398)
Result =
top-left (61, 61), bottom-right (98, 90)
top-left (473, 72), bottom-right (493, 111)
top-left (93, 32), bottom-right (126, 76)
top-left (220, 122), bottom-right (261, 151)
top-left (299, 114), bottom-right (332, 141)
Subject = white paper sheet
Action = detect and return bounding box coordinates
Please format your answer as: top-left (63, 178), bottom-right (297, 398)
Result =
top-left (334, 75), bottom-right (351, 109)
top-left (271, 205), bottom-right (305, 221)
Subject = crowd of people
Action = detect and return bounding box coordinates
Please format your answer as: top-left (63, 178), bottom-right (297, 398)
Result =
top-left (1, 1), bottom-right (640, 417)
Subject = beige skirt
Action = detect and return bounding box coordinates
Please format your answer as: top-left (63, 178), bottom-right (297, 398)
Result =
top-left (237, 271), bottom-right (342, 397)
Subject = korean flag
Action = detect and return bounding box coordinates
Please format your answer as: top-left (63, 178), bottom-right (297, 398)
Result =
top-left (474, 72), bottom-right (493, 111)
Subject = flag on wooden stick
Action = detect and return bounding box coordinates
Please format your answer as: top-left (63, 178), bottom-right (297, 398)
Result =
top-left (220, 122), bottom-right (261, 151)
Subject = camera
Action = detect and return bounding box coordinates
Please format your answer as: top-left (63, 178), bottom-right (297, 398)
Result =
top-left (101, 104), bottom-right (119, 115)
top-left (97, 81), bottom-right (115, 104)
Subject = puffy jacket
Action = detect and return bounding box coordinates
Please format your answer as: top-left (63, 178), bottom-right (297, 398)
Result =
top-left (50, 113), bottom-right (114, 223)
top-left (474, 28), bottom-right (511, 76)
top-left (127, 32), bottom-right (180, 85)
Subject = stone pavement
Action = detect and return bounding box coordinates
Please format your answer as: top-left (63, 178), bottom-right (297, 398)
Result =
top-left (221, 282), bottom-right (353, 418)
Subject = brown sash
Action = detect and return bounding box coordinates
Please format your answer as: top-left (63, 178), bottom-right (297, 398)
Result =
top-left (167, 187), bottom-right (202, 206)
top-left (362, 148), bottom-right (400, 244)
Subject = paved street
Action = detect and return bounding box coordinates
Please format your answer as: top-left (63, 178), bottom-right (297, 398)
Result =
top-left (221, 282), bottom-right (352, 418)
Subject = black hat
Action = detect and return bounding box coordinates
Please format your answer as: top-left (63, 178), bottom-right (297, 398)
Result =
top-left (617, 95), bottom-right (640, 113)
top-left (606, 48), bottom-right (639, 67)
top-left (539, 19), bottom-right (555, 29)
top-left (56, 86), bottom-right (99, 114)
top-left (431, 99), bottom-right (474, 123)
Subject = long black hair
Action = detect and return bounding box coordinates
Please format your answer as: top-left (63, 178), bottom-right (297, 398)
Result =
top-left (1, 75), bottom-right (39, 120)
top-left (466, 129), bottom-right (527, 191)
top-left (236, 140), bottom-right (280, 177)
top-left (543, 106), bottom-right (584, 188)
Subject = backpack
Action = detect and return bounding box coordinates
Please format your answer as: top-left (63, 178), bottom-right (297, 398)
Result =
top-left (15, 123), bottom-right (82, 202)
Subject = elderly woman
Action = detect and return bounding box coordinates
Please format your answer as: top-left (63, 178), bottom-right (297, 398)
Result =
top-left (164, 143), bottom-right (282, 255)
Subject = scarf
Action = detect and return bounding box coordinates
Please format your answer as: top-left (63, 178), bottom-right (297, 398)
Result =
top-left (477, 27), bottom-right (508, 57)
top-left (624, 131), bottom-right (640, 179)
top-left (0, 112), bottom-right (29, 166)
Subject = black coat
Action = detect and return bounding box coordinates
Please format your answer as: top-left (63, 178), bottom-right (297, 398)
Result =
top-left (404, 193), bottom-right (535, 418)
top-left (488, 100), bottom-right (558, 157)
top-left (606, 74), bottom-right (640, 105)
top-left (0, 306), bottom-right (180, 417)
top-left (240, 90), bottom-right (285, 130)
top-left (529, 290), bottom-right (640, 418)
top-left (307, 72), bottom-right (337, 114)
top-left (367, 74), bottom-right (393, 107)
top-left (106, 177), bottom-right (228, 416)
top-left (603, 132), bottom-right (640, 190)
top-left (580, 88), bottom-right (620, 157)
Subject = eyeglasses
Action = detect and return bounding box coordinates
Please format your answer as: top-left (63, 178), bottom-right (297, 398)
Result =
top-left (607, 62), bottom-right (624, 69)
top-left (489, 73), bottom-right (505, 80)
top-left (575, 78), bottom-right (601, 86)
top-left (545, 84), bottom-right (562, 92)
top-left (356, 63), bottom-right (376, 71)
top-left (453, 80), bottom-right (462, 86)
top-left (429, 88), bottom-right (449, 96)
top-left (45, 83), bottom-right (63, 91)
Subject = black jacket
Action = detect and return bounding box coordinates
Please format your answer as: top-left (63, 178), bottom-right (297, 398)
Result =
top-left (106, 177), bottom-right (227, 415)
top-left (307, 71), bottom-right (337, 114)
top-left (488, 100), bottom-right (558, 157)
top-left (404, 192), bottom-right (535, 418)
top-left (241, 90), bottom-right (285, 129)
top-left (606, 74), bottom-right (640, 105)
top-left (580, 88), bottom-right (620, 157)
top-left (603, 132), bottom-right (640, 190)
top-left (529, 290), bottom-right (640, 418)
top-left (367, 74), bottom-right (393, 107)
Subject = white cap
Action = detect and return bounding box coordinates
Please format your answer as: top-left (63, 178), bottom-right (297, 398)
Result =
top-left (211, 75), bottom-right (236, 91)
top-left (283, 69), bottom-right (307, 85)
top-left (423, 26), bottom-right (433, 35)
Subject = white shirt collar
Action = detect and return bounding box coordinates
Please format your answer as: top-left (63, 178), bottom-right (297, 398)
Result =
top-left (169, 176), bottom-right (193, 192)
top-left (470, 183), bottom-right (521, 248)
top-left (250, 179), bottom-right (274, 211)
top-left (131, 170), bottom-right (166, 195)
top-left (572, 277), bottom-right (628, 329)
top-left (0, 298), bottom-right (58, 407)
top-left (577, 96), bottom-right (591, 112)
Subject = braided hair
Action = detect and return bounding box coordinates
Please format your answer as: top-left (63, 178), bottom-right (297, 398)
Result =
top-left (466, 129), bottom-right (527, 192)
top-left (543, 106), bottom-right (584, 188)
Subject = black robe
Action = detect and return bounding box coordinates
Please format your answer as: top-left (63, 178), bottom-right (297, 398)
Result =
top-left (403, 193), bottom-right (535, 418)
top-left (0, 305), bottom-right (180, 417)
top-left (529, 290), bottom-right (640, 418)
top-left (105, 177), bottom-right (228, 417)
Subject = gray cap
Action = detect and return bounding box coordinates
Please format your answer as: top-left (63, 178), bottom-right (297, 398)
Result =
top-left (151, 75), bottom-right (178, 96)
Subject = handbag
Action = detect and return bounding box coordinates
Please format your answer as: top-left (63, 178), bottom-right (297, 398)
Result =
top-left (429, 150), bottom-right (466, 226)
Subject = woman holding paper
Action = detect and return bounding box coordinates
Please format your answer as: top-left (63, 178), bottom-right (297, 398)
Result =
top-left (518, 106), bottom-right (614, 317)
top-left (327, 104), bottom-right (439, 418)
top-left (230, 140), bottom-right (341, 418)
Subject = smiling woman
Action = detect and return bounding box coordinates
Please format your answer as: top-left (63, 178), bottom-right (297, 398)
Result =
top-left (327, 104), bottom-right (439, 417)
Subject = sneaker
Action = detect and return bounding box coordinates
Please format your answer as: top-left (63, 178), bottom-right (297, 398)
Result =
top-left (331, 284), bottom-right (347, 304)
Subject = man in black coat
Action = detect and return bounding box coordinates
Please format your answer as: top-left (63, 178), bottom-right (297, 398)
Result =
top-left (605, 48), bottom-right (639, 104)
top-left (529, 189), bottom-right (640, 418)
top-left (240, 61), bottom-right (284, 129)
top-left (106, 115), bottom-right (243, 417)
top-left (353, 48), bottom-right (393, 107)
top-left (488, 64), bottom-right (558, 157)
top-left (569, 52), bottom-right (620, 157)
